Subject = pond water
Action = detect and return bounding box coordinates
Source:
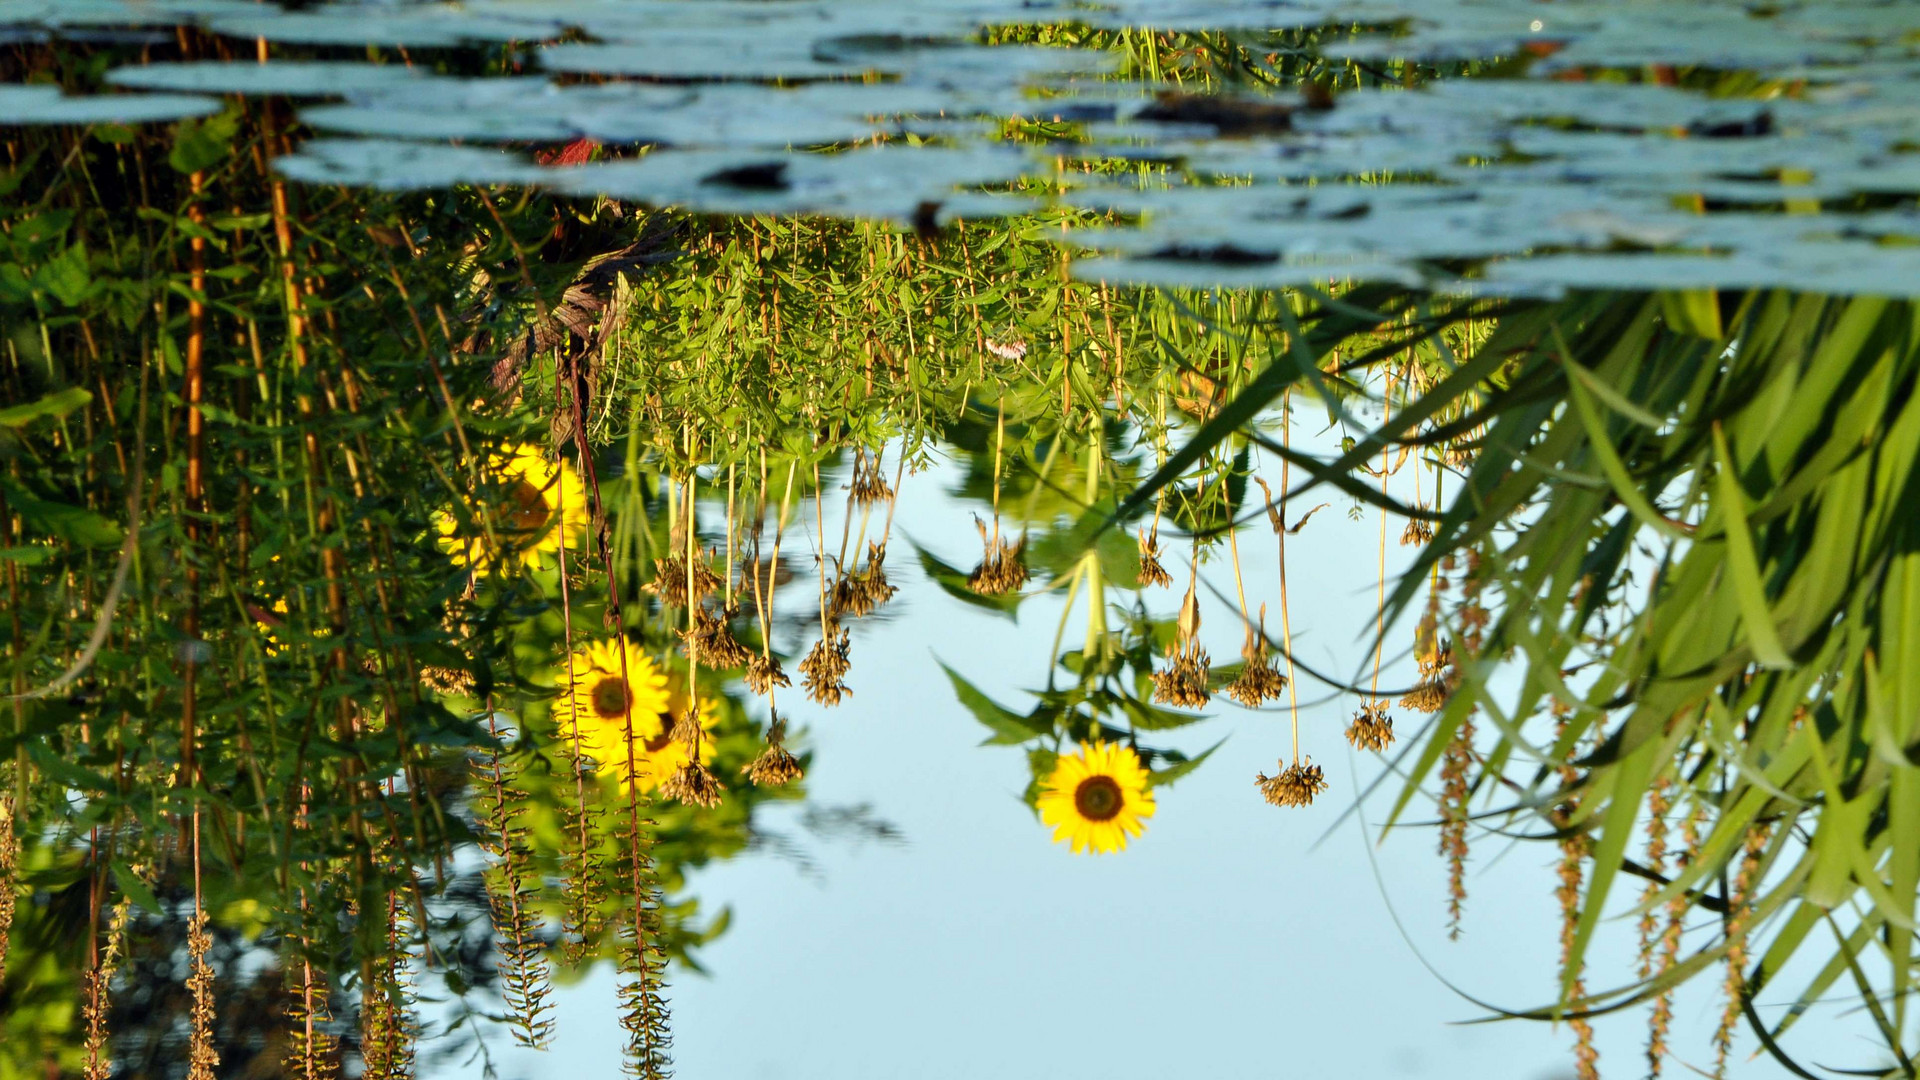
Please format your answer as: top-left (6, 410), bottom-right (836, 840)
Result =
top-left (4, 3), bottom-right (1920, 1079)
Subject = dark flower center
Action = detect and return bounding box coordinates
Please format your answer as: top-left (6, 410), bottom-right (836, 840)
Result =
top-left (590, 675), bottom-right (632, 719)
top-left (644, 713), bottom-right (675, 753)
top-left (1074, 775), bottom-right (1124, 822)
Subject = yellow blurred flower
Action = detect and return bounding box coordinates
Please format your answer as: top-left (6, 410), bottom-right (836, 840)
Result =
top-left (1037, 740), bottom-right (1155, 855)
top-left (552, 639), bottom-right (715, 792)
top-left (437, 443), bottom-right (589, 574)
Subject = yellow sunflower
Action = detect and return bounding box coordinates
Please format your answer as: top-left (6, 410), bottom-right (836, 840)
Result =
top-left (437, 443), bottom-right (589, 574)
top-left (552, 639), bottom-right (716, 791)
top-left (1037, 740), bottom-right (1156, 855)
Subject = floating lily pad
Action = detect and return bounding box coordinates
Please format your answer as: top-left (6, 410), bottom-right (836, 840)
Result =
top-left (550, 145), bottom-right (1035, 221)
top-left (273, 138), bottom-right (545, 191)
top-left (107, 60), bottom-right (431, 97)
top-left (0, 83), bottom-right (219, 125)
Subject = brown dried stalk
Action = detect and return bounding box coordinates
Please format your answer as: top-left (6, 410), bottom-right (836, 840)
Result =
top-left (186, 911), bottom-right (220, 1080)
top-left (83, 888), bottom-right (132, 1080)
top-left (284, 955), bottom-right (340, 1080)
top-left (1649, 801), bottom-right (1703, 1076)
top-left (1551, 712), bottom-right (1598, 1080)
top-left (1439, 713), bottom-right (1476, 939)
top-left (479, 724), bottom-right (554, 1049)
top-left (617, 804), bottom-right (673, 1079)
top-left (1714, 824), bottom-right (1771, 1078)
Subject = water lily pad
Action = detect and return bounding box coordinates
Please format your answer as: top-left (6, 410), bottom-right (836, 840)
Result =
top-left (273, 138), bottom-right (545, 191)
top-left (0, 84), bottom-right (219, 125)
top-left (107, 60), bottom-right (431, 97)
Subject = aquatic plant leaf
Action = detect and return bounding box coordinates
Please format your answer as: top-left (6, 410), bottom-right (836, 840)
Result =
top-left (0, 387), bottom-right (90, 428)
top-left (107, 60), bottom-right (431, 97)
top-left (940, 661), bottom-right (1050, 745)
top-left (1145, 738), bottom-right (1223, 789)
top-left (272, 138), bottom-right (545, 190)
top-left (0, 84), bottom-right (218, 125)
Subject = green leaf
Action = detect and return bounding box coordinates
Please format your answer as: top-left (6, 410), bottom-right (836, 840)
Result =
top-left (1711, 422), bottom-right (1794, 670)
top-left (939, 660), bottom-right (1048, 745)
top-left (0, 386), bottom-right (90, 428)
top-left (1148, 737), bottom-right (1224, 788)
top-left (169, 106), bottom-right (240, 174)
top-left (0, 478), bottom-right (122, 548)
top-left (1116, 691), bottom-right (1208, 731)
top-left (34, 241), bottom-right (91, 306)
top-left (1562, 347), bottom-right (1691, 542)
top-left (1660, 289), bottom-right (1723, 340)
top-left (912, 541), bottom-right (1022, 619)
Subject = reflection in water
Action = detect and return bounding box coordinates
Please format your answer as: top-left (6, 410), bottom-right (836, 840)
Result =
top-left (4, 12), bottom-right (1920, 1080)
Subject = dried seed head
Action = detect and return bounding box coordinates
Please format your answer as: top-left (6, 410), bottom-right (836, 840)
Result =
top-left (680, 609), bottom-right (753, 669)
top-left (186, 912), bottom-right (220, 1080)
top-left (1136, 529), bottom-right (1173, 589)
top-left (419, 664), bottom-right (475, 697)
top-left (849, 450), bottom-right (894, 506)
top-left (967, 518), bottom-right (1029, 595)
top-left (831, 543), bottom-right (899, 619)
top-left (799, 627), bottom-right (853, 707)
top-left (1346, 699), bottom-right (1395, 753)
top-left (667, 706), bottom-right (703, 748)
top-left (1400, 676), bottom-right (1452, 714)
top-left (0, 799), bottom-right (14, 988)
top-left (1151, 641), bottom-right (1212, 709)
top-left (744, 653), bottom-right (791, 696)
top-left (660, 760), bottom-right (724, 808)
top-left (1401, 516), bottom-right (1434, 546)
top-left (1224, 624), bottom-right (1287, 707)
top-left (744, 713), bottom-right (804, 787)
top-left (1257, 759), bottom-right (1329, 808)
top-left (649, 555), bottom-right (722, 610)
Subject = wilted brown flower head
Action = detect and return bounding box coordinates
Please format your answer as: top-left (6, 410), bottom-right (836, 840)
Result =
top-left (419, 664), bottom-right (476, 697)
top-left (667, 706), bottom-right (704, 748)
top-left (1401, 516), bottom-right (1435, 546)
top-left (1136, 528), bottom-right (1173, 589)
top-left (832, 542), bottom-right (899, 619)
top-left (744, 712), bottom-right (804, 787)
top-left (1418, 642), bottom-right (1454, 678)
top-left (799, 626), bottom-right (853, 706)
top-left (660, 760), bottom-right (724, 808)
top-left (744, 652), bottom-right (791, 696)
top-left (849, 449), bottom-right (894, 506)
top-left (968, 517), bottom-right (1029, 596)
top-left (1346, 699), bottom-right (1395, 752)
top-left (1257, 758), bottom-right (1329, 808)
top-left (681, 608), bottom-right (754, 669)
top-left (1400, 676), bottom-right (1452, 714)
top-left (1151, 639), bottom-right (1212, 709)
top-left (650, 554), bottom-right (722, 610)
top-left (1224, 622), bottom-right (1287, 707)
